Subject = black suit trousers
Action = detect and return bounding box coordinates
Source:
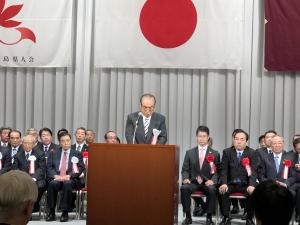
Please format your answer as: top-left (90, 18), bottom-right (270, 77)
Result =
top-left (181, 182), bottom-right (217, 214)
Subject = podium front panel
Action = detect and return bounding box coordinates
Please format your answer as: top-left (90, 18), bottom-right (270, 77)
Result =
top-left (87, 144), bottom-right (179, 225)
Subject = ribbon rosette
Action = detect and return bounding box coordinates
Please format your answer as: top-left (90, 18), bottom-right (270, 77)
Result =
top-left (71, 156), bottom-right (79, 173)
top-left (0, 152), bottom-right (2, 170)
top-left (83, 151), bottom-right (89, 168)
top-left (242, 157), bottom-right (252, 176)
top-left (28, 155), bottom-right (36, 175)
top-left (151, 129), bottom-right (161, 145)
top-left (282, 159), bottom-right (291, 180)
top-left (206, 153), bottom-right (216, 174)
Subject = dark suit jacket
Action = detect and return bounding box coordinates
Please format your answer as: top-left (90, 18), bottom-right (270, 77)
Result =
top-left (13, 148), bottom-right (46, 188)
top-left (125, 111), bottom-right (167, 144)
top-left (37, 142), bottom-right (58, 159)
top-left (219, 146), bottom-right (258, 186)
top-left (258, 151), bottom-right (296, 187)
top-left (71, 143), bottom-right (88, 152)
top-left (47, 147), bottom-right (84, 186)
top-left (181, 146), bottom-right (220, 184)
top-left (0, 146), bottom-right (12, 175)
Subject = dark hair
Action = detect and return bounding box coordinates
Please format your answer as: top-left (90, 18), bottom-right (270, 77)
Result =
top-left (293, 138), bottom-right (300, 148)
top-left (259, 134), bottom-right (265, 143)
top-left (196, 126), bottom-right (210, 136)
top-left (232, 129), bottom-right (249, 141)
top-left (264, 130), bottom-right (277, 136)
top-left (139, 93), bottom-right (156, 105)
top-left (116, 137), bottom-right (121, 143)
top-left (76, 127), bottom-right (86, 135)
top-left (58, 132), bottom-right (71, 142)
top-left (9, 130), bottom-right (22, 138)
top-left (57, 128), bottom-right (69, 140)
top-left (86, 129), bottom-right (95, 134)
top-left (251, 181), bottom-right (293, 225)
top-left (104, 131), bottom-right (117, 140)
top-left (39, 127), bottom-right (53, 137)
top-left (293, 134), bottom-right (300, 139)
top-left (0, 126), bottom-right (12, 134)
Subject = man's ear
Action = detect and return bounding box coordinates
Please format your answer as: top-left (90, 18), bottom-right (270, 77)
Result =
top-left (22, 200), bottom-right (34, 217)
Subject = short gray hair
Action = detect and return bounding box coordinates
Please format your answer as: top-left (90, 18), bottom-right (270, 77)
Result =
top-left (0, 171), bottom-right (38, 219)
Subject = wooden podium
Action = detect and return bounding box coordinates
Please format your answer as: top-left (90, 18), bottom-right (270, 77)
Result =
top-left (87, 144), bottom-right (179, 225)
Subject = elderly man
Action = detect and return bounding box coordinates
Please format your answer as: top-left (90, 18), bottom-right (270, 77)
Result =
top-left (13, 134), bottom-right (46, 212)
top-left (104, 131), bottom-right (119, 144)
top-left (86, 129), bottom-right (96, 145)
top-left (8, 130), bottom-right (23, 163)
top-left (71, 127), bottom-right (88, 152)
top-left (125, 93), bottom-right (167, 144)
top-left (46, 132), bottom-right (84, 222)
top-left (0, 170), bottom-right (38, 225)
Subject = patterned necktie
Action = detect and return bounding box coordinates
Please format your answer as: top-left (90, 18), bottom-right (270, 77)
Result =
top-left (237, 151), bottom-right (242, 162)
top-left (12, 148), bottom-right (17, 156)
top-left (25, 153), bottom-right (30, 161)
top-left (144, 117), bottom-right (150, 137)
top-left (77, 145), bottom-right (81, 152)
top-left (199, 147), bottom-right (205, 169)
top-left (44, 146), bottom-right (48, 153)
top-left (274, 156), bottom-right (280, 173)
top-left (60, 151), bottom-right (68, 176)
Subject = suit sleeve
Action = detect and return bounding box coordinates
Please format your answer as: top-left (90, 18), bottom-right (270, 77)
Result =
top-left (219, 150), bottom-right (229, 185)
top-left (125, 114), bottom-right (134, 144)
top-left (0, 150), bottom-right (12, 174)
top-left (157, 115), bottom-right (167, 144)
top-left (47, 151), bottom-right (57, 180)
top-left (181, 152), bottom-right (190, 181)
top-left (33, 152), bottom-right (46, 182)
top-left (249, 151), bottom-right (258, 186)
top-left (211, 151), bottom-right (220, 184)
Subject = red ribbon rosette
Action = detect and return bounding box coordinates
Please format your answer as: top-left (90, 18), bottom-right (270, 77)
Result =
top-left (282, 159), bottom-right (291, 179)
top-left (206, 153), bottom-right (216, 174)
top-left (242, 157), bottom-right (252, 176)
top-left (83, 151), bottom-right (89, 168)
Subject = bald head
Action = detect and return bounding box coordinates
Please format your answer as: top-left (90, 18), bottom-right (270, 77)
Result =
top-left (22, 135), bottom-right (35, 152)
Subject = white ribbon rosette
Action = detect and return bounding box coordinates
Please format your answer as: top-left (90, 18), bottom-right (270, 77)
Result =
top-left (0, 152), bottom-right (2, 170)
top-left (71, 156), bottom-right (79, 173)
top-left (28, 155), bottom-right (37, 175)
top-left (151, 129), bottom-right (161, 145)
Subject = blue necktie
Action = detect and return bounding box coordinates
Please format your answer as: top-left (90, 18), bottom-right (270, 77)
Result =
top-left (274, 156), bottom-right (280, 173)
top-left (237, 151), bottom-right (242, 162)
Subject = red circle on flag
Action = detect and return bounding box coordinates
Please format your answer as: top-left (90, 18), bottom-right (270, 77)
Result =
top-left (139, 0), bottom-right (198, 49)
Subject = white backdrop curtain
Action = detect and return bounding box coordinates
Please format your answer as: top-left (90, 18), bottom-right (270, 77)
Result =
top-left (1, 0), bottom-right (300, 167)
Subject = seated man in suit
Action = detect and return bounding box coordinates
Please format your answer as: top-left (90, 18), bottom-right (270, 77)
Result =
top-left (13, 134), bottom-right (46, 212)
top-left (104, 130), bottom-right (119, 144)
top-left (181, 126), bottom-right (220, 225)
top-left (72, 127), bottom-right (88, 152)
top-left (8, 130), bottom-right (23, 164)
top-left (125, 93), bottom-right (167, 144)
top-left (219, 129), bottom-right (257, 225)
top-left (0, 145), bottom-right (12, 175)
top-left (258, 135), bottom-right (295, 188)
top-left (38, 128), bottom-right (58, 159)
top-left (0, 126), bottom-right (12, 147)
top-left (26, 128), bottom-right (42, 150)
top-left (46, 132), bottom-right (84, 222)
top-left (86, 129), bottom-right (96, 145)
top-left (0, 170), bottom-right (38, 225)
top-left (286, 137), bottom-right (300, 221)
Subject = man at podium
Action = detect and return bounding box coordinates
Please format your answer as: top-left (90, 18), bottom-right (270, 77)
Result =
top-left (125, 93), bottom-right (167, 144)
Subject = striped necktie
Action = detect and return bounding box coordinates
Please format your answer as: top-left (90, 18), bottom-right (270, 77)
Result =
top-left (144, 117), bottom-right (150, 137)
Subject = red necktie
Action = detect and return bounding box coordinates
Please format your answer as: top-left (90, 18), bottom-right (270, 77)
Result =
top-left (60, 151), bottom-right (67, 176)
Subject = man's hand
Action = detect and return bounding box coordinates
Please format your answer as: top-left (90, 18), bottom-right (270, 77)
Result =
top-left (276, 181), bottom-right (287, 188)
top-left (54, 175), bottom-right (62, 181)
top-left (219, 184), bottom-right (228, 194)
top-left (183, 179), bottom-right (191, 184)
top-left (247, 186), bottom-right (255, 195)
top-left (205, 180), bottom-right (214, 186)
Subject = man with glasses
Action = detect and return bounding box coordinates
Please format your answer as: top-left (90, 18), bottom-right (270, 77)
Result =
top-left (125, 93), bottom-right (167, 144)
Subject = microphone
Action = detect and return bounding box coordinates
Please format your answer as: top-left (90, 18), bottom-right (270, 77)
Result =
top-left (132, 112), bottom-right (142, 144)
